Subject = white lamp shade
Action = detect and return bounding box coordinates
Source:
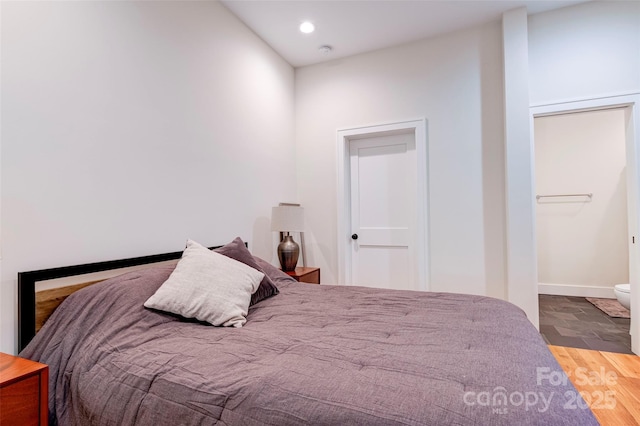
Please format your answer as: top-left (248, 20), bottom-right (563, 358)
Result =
top-left (271, 206), bottom-right (305, 232)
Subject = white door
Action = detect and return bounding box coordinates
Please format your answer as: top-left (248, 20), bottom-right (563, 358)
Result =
top-left (349, 132), bottom-right (418, 290)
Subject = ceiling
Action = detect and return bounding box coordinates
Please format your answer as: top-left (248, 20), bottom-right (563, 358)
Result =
top-left (221, 0), bottom-right (590, 68)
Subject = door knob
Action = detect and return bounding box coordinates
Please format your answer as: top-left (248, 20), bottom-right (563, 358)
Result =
top-left (351, 234), bottom-right (358, 240)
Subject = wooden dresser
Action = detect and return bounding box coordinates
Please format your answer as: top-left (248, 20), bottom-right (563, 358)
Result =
top-left (0, 352), bottom-right (48, 426)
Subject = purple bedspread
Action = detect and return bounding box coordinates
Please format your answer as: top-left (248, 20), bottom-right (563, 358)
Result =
top-left (21, 265), bottom-right (598, 425)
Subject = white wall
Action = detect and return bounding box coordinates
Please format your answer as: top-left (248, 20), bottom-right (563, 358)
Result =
top-left (295, 22), bottom-right (506, 298)
top-left (0, 1), bottom-right (296, 354)
top-left (502, 7), bottom-right (538, 326)
top-left (535, 109), bottom-right (628, 294)
top-left (529, 1), bottom-right (640, 106)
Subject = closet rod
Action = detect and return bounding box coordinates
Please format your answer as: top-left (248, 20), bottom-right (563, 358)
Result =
top-left (536, 193), bottom-right (593, 200)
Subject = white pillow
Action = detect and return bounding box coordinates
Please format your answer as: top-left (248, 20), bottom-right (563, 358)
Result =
top-left (144, 239), bottom-right (264, 327)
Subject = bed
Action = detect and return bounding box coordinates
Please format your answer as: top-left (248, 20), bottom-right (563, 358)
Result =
top-left (18, 239), bottom-right (599, 425)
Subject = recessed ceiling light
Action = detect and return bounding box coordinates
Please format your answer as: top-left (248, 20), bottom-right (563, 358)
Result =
top-left (299, 21), bottom-right (315, 34)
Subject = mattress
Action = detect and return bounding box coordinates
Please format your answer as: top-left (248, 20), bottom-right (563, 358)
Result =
top-left (21, 263), bottom-right (598, 425)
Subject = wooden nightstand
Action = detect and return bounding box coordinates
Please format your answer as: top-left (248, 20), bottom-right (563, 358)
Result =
top-left (284, 267), bottom-right (320, 284)
top-left (0, 353), bottom-right (48, 426)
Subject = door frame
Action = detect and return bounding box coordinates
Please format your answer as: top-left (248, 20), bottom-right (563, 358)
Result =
top-left (527, 93), bottom-right (640, 354)
top-left (336, 119), bottom-right (429, 290)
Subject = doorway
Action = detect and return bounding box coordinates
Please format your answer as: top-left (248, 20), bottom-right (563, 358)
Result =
top-left (529, 95), bottom-right (640, 355)
top-left (336, 119), bottom-right (429, 291)
top-left (534, 108), bottom-right (633, 354)
top-left (535, 108), bottom-right (629, 297)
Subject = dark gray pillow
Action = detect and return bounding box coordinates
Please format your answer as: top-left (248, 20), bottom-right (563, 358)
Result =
top-left (215, 237), bottom-right (279, 306)
top-left (253, 256), bottom-right (298, 286)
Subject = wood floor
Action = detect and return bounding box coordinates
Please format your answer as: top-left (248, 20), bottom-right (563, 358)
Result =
top-left (549, 345), bottom-right (640, 425)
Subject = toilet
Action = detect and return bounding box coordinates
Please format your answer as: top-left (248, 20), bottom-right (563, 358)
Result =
top-left (614, 284), bottom-right (631, 310)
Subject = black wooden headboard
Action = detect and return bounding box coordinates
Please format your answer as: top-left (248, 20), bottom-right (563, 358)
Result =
top-left (18, 244), bottom-right (225, 352)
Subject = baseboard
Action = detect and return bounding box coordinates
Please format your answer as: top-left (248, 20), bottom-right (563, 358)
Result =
top-left (538, 283), bottom-right (616, 299)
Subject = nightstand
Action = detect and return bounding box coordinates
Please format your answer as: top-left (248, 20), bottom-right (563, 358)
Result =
top-left (284, 267), bottom-right (320, 284)
top-left (0, 353), bottom-right (48, 426)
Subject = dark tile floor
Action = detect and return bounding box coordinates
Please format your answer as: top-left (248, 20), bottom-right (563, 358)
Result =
top-left (539, 294), bottom-right (633, 354)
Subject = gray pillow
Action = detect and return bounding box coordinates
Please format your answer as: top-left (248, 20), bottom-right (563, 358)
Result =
top-left (253, 256), bottom-right (298, 287)
top-left (215, 237), bottom-right (279, 305)
top-left (144, 239), bottom-right (264, 327)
